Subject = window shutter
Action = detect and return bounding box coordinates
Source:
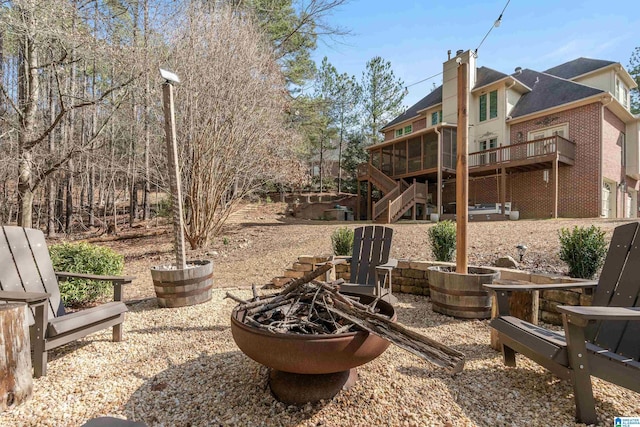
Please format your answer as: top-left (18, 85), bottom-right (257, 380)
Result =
top-left (489, 90), bottom-right (498, 119)
top-left (479, 94), bottom-right (487, 122)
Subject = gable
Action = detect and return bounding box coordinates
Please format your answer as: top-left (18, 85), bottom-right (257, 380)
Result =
top-left (509, 69), bottom-right (604, 119)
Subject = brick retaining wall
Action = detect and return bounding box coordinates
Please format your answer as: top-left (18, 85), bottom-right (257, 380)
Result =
top-left (273, 256), bottom-right (591, 326)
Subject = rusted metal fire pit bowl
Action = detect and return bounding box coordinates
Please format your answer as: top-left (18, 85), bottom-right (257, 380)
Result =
top-left (230, 293), bottom-right (396, 404)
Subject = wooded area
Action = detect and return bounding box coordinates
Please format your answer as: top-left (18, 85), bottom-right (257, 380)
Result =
top-left (0, 0), bottom-right (411, 247)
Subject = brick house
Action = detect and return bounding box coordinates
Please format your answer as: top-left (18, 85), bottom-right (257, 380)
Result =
top-left (356, 50), bottom-right (640, 221)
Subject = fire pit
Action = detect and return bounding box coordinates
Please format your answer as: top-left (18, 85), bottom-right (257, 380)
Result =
top-left (230, 293), bottom-right (396, 404)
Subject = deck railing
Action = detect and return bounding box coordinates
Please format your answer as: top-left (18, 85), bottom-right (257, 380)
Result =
top-left (468, 135), bottom-right (575, 168)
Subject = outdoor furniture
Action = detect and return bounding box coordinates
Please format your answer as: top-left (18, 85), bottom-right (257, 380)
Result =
top-left (484, 222), bottom-right (640, 424)
top-left (334, 225), bottom-right (398, 304)
top-left (0, 226), bottom-right (133, 377)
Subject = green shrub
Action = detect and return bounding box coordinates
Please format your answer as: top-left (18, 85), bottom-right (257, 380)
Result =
top-left (428, 220), bottom-right (456, 262)
top-left (331, 227), bottom-right (354, 256)
top-left (49, 242), bottom-right (124, 307)
top-left (558, 225), bottom-right (608, 279)
top-left (156, 197), bottom-right (172, 218)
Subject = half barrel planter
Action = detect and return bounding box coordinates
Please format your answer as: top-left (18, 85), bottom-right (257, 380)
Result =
top-left (150, 260), bottom-right (213, 308)
top-left (427, 266), bottom-right (500, 319)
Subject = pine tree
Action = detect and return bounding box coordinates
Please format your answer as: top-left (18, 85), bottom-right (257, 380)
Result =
top-left (361, 56), bottom-right (406, 144)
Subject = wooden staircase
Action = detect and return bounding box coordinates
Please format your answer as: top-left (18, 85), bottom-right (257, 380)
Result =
top-left (373, 180), bottom-right (428, 223)
top-left (359, 164), bottom-right (429, 224)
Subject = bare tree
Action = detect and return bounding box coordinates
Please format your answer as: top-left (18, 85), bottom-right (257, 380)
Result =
top-left (0, 0), bottom-right (134, 227)
top-left (170, 4), bottom-right (306, 249)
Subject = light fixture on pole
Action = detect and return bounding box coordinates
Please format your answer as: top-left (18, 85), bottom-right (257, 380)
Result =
top-left (516, 244), bottom-right (527, 262)
top-left (159, 68), bottom-right (186, 270)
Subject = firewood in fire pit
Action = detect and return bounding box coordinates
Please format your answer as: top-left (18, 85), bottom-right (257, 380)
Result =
top-left (228, 264), bottom-right (465, 373)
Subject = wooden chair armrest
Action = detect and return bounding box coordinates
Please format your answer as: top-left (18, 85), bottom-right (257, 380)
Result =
top-left (317, 257), bottom-right (350, 266)
top-left (0, 290), bottom-right (50, 304)
top-left (376, 259), bottom-right (398, 271)
top-left (557, 305), bottom-right (640, 321)
top-left (484, 279), bottom-right (597, 293)
top-left (56, 271), bottom-right (135, 285)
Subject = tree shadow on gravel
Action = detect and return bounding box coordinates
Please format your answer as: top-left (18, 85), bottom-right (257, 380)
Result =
top-left (396, 357), bottom-right (622, 426)
top-left (125, 351), bottom-right (329, 426)
top-left (450, 365), bottom-right (621, 426)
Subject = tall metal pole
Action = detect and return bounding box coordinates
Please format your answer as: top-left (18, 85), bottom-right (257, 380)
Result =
top-left (456, 61), bottom-right (469, 274)
top-left (162, 80), bottom-right (187, 269)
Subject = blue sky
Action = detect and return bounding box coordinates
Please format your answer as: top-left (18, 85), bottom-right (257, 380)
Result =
top-left (312, 0), bottom-right (639, 107)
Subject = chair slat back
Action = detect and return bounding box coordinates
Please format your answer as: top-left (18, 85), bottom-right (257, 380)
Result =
top-left (0, 226), bottom-right (64, 322)
top-left (589, 222), bottom-right (640, 359)
top-left (0, 227), bottom-right (35, 324)
top-left (349, 226), bottom-right (393, 286)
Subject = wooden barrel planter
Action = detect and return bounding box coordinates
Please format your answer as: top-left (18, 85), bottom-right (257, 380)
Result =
top-left (427, 266), bottom-right (500, 319)
top-left (151, 260), bottom-right (213, 308)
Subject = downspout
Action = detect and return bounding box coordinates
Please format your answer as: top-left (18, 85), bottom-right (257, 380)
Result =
top-left (502, 79), bottom-right (516, 215)
top-left (600, 96), bottom-right (614, 217)
top-left (434, 125), bottom-right (442, 217)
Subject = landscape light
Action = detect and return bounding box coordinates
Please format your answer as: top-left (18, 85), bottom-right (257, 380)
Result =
top-left (516, 244), bottom-right (527, 262)
top-left (159, 68), bottom-right (180, 84)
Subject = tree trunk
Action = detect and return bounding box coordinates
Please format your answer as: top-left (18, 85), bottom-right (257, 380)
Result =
top-left (142, 0), bottom-right (151, 221)
top-left (46, 71), bottom-right (56, 236)
top-left (16, 4), bottom-right (39, 227)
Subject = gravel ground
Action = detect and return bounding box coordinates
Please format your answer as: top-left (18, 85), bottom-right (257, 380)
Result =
top-left (2, 204), bottom-right (639, 426)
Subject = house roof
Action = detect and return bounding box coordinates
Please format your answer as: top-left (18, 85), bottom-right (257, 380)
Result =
top-left (381, 85), bottom-right (442, 130)
top-left (544, 57), bottom-right (616, 80)
top-left (473, 66), bottom-right (509, 90)
top-left (508, 69), bottom-right (604, 119)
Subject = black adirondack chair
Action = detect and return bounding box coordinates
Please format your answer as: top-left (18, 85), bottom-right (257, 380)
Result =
top-left (0, 226), bottom-right (133, 377)
top-left (485, 222), bottom-right (640, 424)
top-left (335, 225), bottom-right (398, 304)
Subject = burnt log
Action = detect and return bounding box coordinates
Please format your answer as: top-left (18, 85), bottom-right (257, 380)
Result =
top-left (327, 299), bottom-right (465, 373)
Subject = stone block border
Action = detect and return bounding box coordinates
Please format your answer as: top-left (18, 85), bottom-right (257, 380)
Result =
top-left (273, 255), bottom-right (591, 326)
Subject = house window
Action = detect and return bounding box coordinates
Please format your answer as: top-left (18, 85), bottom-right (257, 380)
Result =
top-left (527, 124), bottom-right (568, 157)
top-left (479, 90), bottom-right (498, 122)
top-left (431, 110), bottom-right (443, 126)
top-left (404, 125), bottom-right (412, 135)
top-left (478, 138), bottom-right (497, 164)
top-left (615, 77), bottom-right (629, 109)
top-left (489, 91), bottom-right (498, 119)
top-left (395, 129), bottom-right (403, 138)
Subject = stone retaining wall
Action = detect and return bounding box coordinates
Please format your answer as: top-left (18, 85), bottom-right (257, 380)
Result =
top-left (273, 255), bottom-right (591, 326)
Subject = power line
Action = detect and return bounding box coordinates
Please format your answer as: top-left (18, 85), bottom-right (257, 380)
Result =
top-left (475, 0), bottom-right (511, 53)
top-left (405, 71), bottom-right (444, 89)
top-left (403, 0), bottom-right (511, 93)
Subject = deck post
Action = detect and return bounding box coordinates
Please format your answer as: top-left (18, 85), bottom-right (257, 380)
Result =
top-left (356, 180), bottom-right (360, 220)
top-left (456, 61), bottom-right (469, 274)
top-left (437, 130), bottom-right (442, 217)
top-left (501, 167), bottom-right (506, 217)
top-left (367, 181), bottom-right (371, 221)
top-left (552, 153), bottom-right (559, 218)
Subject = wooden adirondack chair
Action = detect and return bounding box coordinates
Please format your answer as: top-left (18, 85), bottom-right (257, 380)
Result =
top-left (0, 226), bottom-right (134, 377)
top-left (334, 225), bottom-right (398, 304)
top-left (485, 222), bottom-right (640, 424)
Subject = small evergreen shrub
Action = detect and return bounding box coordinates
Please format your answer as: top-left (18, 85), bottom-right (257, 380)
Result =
top-left (428, 220), bottom-right (456, 262)
top-left (156, 197), bottom-right (172, 218)
top-left (558, 225), bottom-right (608, 279)
top-left (331, 227), bottom-right (354, 256)
top-left (49, 242), bottom-right (124, 307)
